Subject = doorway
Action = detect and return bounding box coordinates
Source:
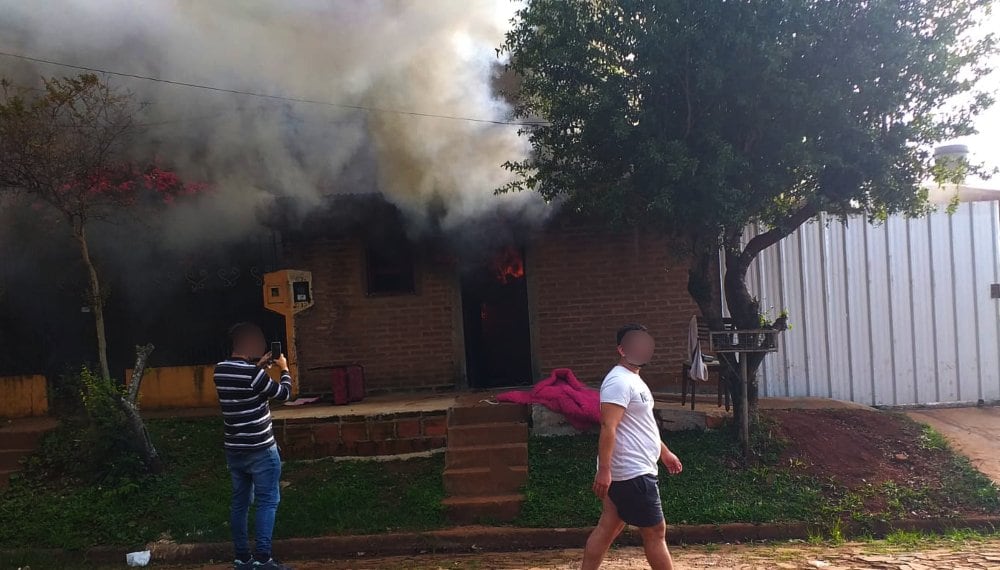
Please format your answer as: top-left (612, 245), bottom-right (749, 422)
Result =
top-left (461, 247), bottom-right (533, 389)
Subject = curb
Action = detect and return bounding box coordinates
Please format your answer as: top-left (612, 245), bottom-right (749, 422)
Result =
top-left (9, 517), bottom-right (1000, 565)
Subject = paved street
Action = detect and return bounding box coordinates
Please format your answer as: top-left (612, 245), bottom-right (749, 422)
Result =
top-left (173, 538), bottom-right (1000, 569)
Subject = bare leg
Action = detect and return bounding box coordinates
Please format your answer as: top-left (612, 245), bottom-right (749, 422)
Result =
top-left (639, 520), bottom-right (673, 570)
top-left (580, 497), bottom-right (626, 570)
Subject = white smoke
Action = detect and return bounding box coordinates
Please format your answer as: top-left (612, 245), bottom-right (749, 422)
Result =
top-left (0, 0), bottom-right (542, 247)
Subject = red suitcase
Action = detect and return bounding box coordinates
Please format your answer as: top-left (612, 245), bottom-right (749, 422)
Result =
top-left (331, 365), bottom-right (365, 405)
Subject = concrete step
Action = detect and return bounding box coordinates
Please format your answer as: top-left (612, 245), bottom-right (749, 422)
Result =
top-left (445, 443), bottom-right (529, 471)
top-left (447, 423), bottom-right (529, 447)
top-left (442, 493), bottom-right (524, 524)
top-left (448, 404), bottom-right (530, 427)
top-left (444, 465), bottom-right (529, 496)
top-left (0, 449), bottom-right (31, 471)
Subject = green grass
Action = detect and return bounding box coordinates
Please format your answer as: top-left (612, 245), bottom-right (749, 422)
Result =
top-left (883, 529), bottom-right (924, 548)
top-left (3, 418), bottom-right (999, 554)
top-left (517, 431), bottom-right (825, 528)
top-left (0, 418), bottom-right (444, 551)
top-left (919, 424), bottom-right (950, 451)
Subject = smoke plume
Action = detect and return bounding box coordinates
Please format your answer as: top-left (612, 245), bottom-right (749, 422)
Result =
top-left (0, 0), bottom-right (544, 248)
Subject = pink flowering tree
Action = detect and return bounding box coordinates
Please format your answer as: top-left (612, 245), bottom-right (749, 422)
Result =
top-left (0, 74), bottom-right (205, 381)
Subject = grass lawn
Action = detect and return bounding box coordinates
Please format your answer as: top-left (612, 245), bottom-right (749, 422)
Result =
top-left (0, 412), bottom-right (997, 552)
top-left (0, 418), bottom-right (445, 551)
top-left (518, 430), bottom-right (825, 528)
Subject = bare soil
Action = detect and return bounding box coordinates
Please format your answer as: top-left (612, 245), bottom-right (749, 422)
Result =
top-left (769, 409), bottom-right (982, 517)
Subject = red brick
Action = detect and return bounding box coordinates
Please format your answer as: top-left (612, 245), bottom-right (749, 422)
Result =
top-left (368, 421), bottom-right (396, 441)
top-left (338, 441), bottom-right (358, 456)
top-left (396, 439), bottom-right (423, 455)
top-left (423, 417), bottom-right (447, 437)
top-left (313, 424), bottom-right (341, 445)
top-left (292, 237), bottom-right (459, 394)
top-left (396, 419), bottom-right (422, 439)
top-left (340, 422), bottom-right (368, 443)
top-left (291, 223), bottom-right (700, 395)
top-left (377, 440), bottom-right (404, 455)
top-left (408, 438), bottom-right (433, 453)
top-left (355, 441), bottom-right (378, 456)
top-left (281, 426), bottom-right (316, 460)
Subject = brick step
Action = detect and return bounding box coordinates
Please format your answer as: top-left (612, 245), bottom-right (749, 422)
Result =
top-left (0, 469), bottom-right (14, 489)
top-left (445, 443), bottom-right (528, 471)
top-left (447, 423), bottom-right (529, 447)
top-left (442, 493), bottom-right (524, 524)
top-left (444, 465), bottom-right (528, 496)
top-left (0, 449), bottom-right (32, 471)
top-left (448, 404), bottom-right (530, 427)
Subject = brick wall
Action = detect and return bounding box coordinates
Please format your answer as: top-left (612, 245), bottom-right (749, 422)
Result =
top-left (288, 225), bottom-right (699, 395)
top-left (290, 238), bottom-right (460, 394)
top-left (530, 224), bottom-right (699, 391)
top-left (274, 411), bottom-right (448, 459)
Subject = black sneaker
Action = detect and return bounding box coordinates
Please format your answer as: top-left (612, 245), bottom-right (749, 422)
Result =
top-left (233, 559), bottom-right (254, 570)
top-left (254, 558), bottom-right (293, 570)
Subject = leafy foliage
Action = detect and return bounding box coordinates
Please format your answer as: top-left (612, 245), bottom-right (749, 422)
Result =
top-left (22, 367), bottom-right (145, 485)
top-left (501, 0), bottom-right (996, 241)
top-left (499, 0), bottom-right (997, 435)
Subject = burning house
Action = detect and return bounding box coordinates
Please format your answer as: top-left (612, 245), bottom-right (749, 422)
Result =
top-left (0, 2), bottom-right (715, 522)
top-left (274, 195), bottom-right (698, 397)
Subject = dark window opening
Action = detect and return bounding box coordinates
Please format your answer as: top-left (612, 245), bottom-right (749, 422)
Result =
top-left (366, 244), bottom-right (416, 296)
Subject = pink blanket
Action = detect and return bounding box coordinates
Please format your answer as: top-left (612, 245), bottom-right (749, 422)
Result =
top-left (497, 368), bottom-right (600, 430)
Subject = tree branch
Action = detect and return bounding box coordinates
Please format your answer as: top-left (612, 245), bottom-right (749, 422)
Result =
top-left (740, 202), bottom-right (819, 265)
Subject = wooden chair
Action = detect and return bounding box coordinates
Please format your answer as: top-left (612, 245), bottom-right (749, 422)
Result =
top-left (680, 318), bottom-right (731, 411)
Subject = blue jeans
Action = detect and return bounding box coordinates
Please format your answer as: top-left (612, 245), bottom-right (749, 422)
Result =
top-left (226, 445), bottom-right (282, 558)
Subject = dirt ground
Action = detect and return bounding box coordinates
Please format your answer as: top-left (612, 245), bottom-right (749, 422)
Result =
top-left (168, 539), bottom-right (1000, 569)
top-left (907, 407), bottom-right (1000, 484)
top-left (768, 408), bottom-right (976, 516)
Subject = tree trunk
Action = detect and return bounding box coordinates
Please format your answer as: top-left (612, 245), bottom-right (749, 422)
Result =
top-left (120, 343), bottom-right (162, 473)
top-left (723, 247), bottom-right (763, 423)
top-left (689, 247), bottom-right (767, 458)
top-left (71, 216), bottom-right (111, 381)
top-left (688, 251), bottom-right (744, 434)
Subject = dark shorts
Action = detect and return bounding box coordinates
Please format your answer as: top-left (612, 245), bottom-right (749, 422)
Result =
top-left (608, 474), bottom-right (664, 528)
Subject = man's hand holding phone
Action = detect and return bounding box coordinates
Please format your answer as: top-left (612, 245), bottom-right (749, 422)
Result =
top-left (274, 353), bottom-right (288, 371)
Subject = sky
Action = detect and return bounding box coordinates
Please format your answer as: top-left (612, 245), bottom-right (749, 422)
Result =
top-left (953, 8), bottom-right (1000, 185)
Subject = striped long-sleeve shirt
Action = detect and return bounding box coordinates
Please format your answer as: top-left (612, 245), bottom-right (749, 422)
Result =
top-left (213, 359), bottom-right (292, 452)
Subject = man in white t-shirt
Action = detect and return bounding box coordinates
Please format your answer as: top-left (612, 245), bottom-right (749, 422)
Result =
top-left (581, 324), bottom-right (683, 570)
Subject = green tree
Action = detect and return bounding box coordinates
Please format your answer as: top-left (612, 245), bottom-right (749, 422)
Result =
top-left (500, 0), bottom-right (996, 448)
top-left (0, 74), bottom-right (202, 381)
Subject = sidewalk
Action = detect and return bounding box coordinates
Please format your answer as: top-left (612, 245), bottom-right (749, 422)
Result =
top-left (907, 406), bottom-right (1000, 483)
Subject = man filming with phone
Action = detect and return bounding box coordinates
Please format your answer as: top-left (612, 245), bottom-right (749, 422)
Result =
top-left (213, 322), bottom-right (294, 570)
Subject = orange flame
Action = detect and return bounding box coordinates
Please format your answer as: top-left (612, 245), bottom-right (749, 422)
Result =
top-left (492, 247), bottom-right (525, 284)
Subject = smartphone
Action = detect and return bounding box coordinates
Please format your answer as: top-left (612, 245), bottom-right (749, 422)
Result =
top-left (270, 341), bottom-right (282, 362)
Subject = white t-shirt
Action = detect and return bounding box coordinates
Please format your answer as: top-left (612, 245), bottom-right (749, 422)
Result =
top-left (599, 365), bottom-right (662, 481)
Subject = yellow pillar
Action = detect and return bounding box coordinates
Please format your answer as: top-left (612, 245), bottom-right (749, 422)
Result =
top-left (263, 270), bottom-right (314, 396)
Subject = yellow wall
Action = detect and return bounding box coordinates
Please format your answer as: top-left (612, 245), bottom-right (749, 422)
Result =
top-left (125, 365), bottom-right (296, 410)
top-left (126, 366), bottom-right (218, 410)
top-left (0, 375), bottom-right (49, 418)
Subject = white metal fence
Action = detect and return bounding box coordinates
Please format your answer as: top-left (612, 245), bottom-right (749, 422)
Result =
top-left (745, 201), bottom-right (1000, 407)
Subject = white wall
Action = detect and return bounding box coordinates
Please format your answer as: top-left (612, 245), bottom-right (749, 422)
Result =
top-left (745, 201), bottom-right (1000, 406)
